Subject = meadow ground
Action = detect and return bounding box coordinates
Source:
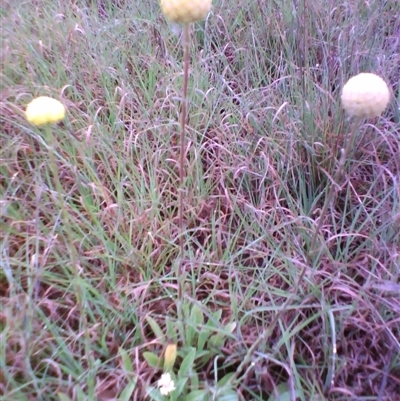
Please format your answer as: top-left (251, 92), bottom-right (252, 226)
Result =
top-left (1, 0), bottom-right (400, 400)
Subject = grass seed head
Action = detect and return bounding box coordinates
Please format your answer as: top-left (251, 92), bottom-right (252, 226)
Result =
top-left (160, 0), bottom-right (211, 23)
top-left (25, 96), bottom-right (66, 126)
top-left (341, 73), bottom-right (390, 118)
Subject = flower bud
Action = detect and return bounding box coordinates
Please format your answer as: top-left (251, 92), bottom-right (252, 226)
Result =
top-left (163, 343), bottom-right (177, 371)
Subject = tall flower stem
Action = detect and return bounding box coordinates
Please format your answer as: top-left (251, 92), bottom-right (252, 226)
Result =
top-left (177, 23), bottom-right (190, 302)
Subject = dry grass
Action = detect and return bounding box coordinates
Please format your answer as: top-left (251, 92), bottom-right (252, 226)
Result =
top-left (1, 0), bottom-right (400, 400)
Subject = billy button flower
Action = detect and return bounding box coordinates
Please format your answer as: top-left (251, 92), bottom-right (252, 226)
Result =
top-left (24, 94), bottom-right (68, 249)
top-left (341, 73), bottom-right (390, 118)
top-left (309, 72), bottom-right (391, 263)
top-left (25, 96), bottom-right (66, 126)
top-left (160, 0), bottom-right (211, 23)
top-left (159, 0), bottom-right (212, 307)
top-left (24, 94), bottom-right (92, 371)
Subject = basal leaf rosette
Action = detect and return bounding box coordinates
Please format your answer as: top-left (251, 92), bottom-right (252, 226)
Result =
top-left (341, 73), bottom-right (390, 118)
top-left (160, 0), bottom-right (211, 23)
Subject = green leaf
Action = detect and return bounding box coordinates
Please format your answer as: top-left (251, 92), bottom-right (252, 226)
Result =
top-left (186, 320), bottom-right (196, 348)
top-left (146, 316), bottom-right (165, 341)
top-left (174, 376), bottom-right (189, 397)
top-left (195, 350), bottom-right (211, 360)
top-left (190, 371), bottom-right (200, 391)
top-left (267, 382), bottom-right (298, 401)
top-left (212, 309), bottom-right (223, 321)
top-left (197, 328), bottom-right (211, 352)
top-left (185, 304), bottom-right (204, 347)
top-left (190, 304), bottom-right (204, 326)
top-left (197, 310), bottom-right (224, 352)
top-left (143, 351), bottom-right (160, 368)
top-left (186, 390), bottom-right (209, 401)
top-left (58, 394), bottom-right (73, 401)
top-left (166, 318), bottom-right (178, 340)
top-left (224, 322), bottom-right (237, 334)
top-left (119, 380), bottom-right (137, 401)
top-left (145, 387), bottom-right (165, 401)
top-left (216, 373), bottom-right (238, 399)
top-left (75, 386), bottom-right (86, 401)
top-left (119, 347), bottom-right (133, 372)
top-left (178, 347), bottom-right (196, 377)
top-left (217, 372), bottom-right (235, 387)
top-left (217, 389), bottom-right (239, 401)
top-left (209, 322), bottom-right (236, 349)
top-left (204, 315), bottom-right (218, 330)
top-left (209, 333), bottom-right (224, 349)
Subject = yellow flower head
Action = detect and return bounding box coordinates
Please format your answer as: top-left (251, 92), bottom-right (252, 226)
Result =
top-left (25, 96), bottom-right (66, 126)
top-left (341, 73), bottom-right (390, 118)
top-left (160, 0), bottom-right (211, 23)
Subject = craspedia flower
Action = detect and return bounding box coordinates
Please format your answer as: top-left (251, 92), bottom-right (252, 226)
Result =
top-left (160, 0), bottom-right (211, 23)
top-left (341, 73), bottom-right (390, 118)
top-left (25, 96), bottom-right (66, 126)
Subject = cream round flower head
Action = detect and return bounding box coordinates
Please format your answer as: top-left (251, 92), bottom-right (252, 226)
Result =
top-left (157, 372), bottom-right (176, 396)
top-left (160, 0), bottom-right (211, 23)
top-left (26, 96), bottom-right (66, 126)
top-left (341, 73), bottom-right (390, 118)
